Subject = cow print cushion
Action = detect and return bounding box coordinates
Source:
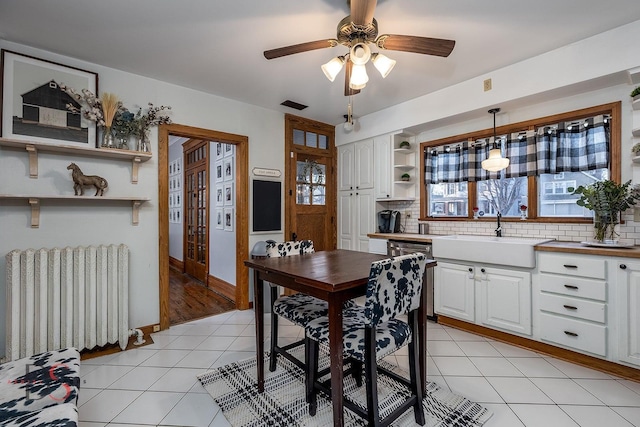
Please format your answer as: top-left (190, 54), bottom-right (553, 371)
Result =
top-left (273, 294), bottom-right (355, 327)
top-left (0, 402), bottom-right (77, 427)
top-left (0, 348), bottom-right (80, 421)
top-left (305, 253), bottom-right (427, 361)
top-left (265, 240), bottom-right (315, 258)
top-left (306, 306), bottom-right (412, 361)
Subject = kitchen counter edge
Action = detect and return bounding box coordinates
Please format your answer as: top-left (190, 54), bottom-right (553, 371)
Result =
top-left (368, 233), bottom-right (640, 258)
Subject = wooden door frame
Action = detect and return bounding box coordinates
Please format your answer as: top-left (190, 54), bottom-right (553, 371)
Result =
top-left (284, 114), bottom-right (337, 249)
top-left (158, 123), bottom-right (250, 330)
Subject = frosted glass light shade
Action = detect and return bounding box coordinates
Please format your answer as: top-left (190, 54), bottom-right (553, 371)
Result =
top-left (321, 56), bottom-right (345, 82)
top-left (350, 43), bottom-right (371, 65)
top-left (371, 53), bottom-right (396, 78)
top-left (481, 148), bottom-right (510, 171)
top-left (349, 63), bottom-right (369, 89)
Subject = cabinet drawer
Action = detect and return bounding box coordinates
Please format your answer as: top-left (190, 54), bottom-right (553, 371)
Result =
top-left (539, 293), bottom-right (606, 323)
top-left (540, 313), bottom-right (606, 356)
top-left (538, 253), bottom-right (606, 279)
top-left (538, 273), bottom-right (607, 301)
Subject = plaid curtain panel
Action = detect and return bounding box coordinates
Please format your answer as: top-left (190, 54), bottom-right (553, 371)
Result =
top-left (536, 115), bottom-right (609, 174)
top-left (424, 141), bottom-right (492, 184)
top-left (424, 115), bottom-right (609, 184)
top-left (504, 130), bottom-right (537, 179)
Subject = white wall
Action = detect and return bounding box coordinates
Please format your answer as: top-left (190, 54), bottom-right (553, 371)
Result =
top-left (0, 40), bottom-right (287, 358)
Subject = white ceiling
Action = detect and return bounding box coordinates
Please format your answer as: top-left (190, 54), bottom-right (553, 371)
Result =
top-left (2, 0), bottom-right (640, 126)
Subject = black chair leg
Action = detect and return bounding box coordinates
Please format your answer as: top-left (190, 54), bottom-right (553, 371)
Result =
top-left (351, 360), bottom-right (363, 387)
top-left (307, 338), bottom-right (319, 416)
top-left (409, 313), bottom-right (425, 425)
top-left (269, 285), bottom-right (279, 372)
top-left (364, 328), bottom-right (380, 426)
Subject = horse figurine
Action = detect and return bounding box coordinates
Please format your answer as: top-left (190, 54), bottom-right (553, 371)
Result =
top-left (67, 163), bottom-right (108, 196)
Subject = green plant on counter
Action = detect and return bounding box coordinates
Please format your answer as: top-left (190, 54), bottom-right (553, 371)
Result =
top-left (571, 180), bottom-right (640, 241)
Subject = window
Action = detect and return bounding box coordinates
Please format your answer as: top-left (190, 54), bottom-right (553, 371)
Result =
top-left (420, 102), bottom-right (620, 222)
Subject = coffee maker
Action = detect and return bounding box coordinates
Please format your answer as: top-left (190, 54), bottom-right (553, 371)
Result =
top-left (377, 210), bottom-right (401, 233)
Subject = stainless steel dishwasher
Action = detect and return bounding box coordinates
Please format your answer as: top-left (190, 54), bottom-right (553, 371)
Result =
top-left (387, 239), bottom-right (436, 321)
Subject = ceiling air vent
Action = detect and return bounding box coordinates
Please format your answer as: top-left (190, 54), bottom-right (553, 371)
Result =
top-left (280, 100), bottom-right (308, 110)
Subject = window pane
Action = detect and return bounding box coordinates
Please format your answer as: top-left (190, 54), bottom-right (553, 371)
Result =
top-left (476, 177), bottom-right (528, 217)
top-left (296, 184), bottom-right (310, 204)
top-left (306, 132), bottom-right (317, 148)
top-left (312, 185), bottom-right (326, 205)
top-left (429, 182), bottom-right (468, 217)
top-left (538, 169), bottom-right (608, 217)
top-left (318, 135), bottom-right (328, 149)
top-left (312, 163), bottom-right (325, 184)
top-left (293, 129), bottom-right (305, 146)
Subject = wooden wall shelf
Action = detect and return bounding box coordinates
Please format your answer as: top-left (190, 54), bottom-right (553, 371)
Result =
top-left (0, 194), bottom-right (150, 228)
top-left (0, 137), bottom-right (152, 183)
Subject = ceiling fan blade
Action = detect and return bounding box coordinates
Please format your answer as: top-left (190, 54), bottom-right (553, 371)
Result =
top-left (264, 39), bottom-right (339, 60)
top-left (376, 34), bottom-right (455, 57)
top-left (350, 0), bottom-right (377, 26)
top-left (344, 60), bottom-right (361, 96)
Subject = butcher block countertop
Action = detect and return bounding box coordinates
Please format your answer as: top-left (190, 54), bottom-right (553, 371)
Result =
top-left (368, 233), bottom-right (640, 258)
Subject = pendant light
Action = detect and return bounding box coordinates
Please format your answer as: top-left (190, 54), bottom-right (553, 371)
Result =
top-left (481, 108), bottom-right (510, 172)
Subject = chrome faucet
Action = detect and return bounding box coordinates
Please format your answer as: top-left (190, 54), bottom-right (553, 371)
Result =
top-left (495, 212), bottom-right (502, 237)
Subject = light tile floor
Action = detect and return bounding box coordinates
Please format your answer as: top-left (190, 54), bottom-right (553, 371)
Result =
top-left (78, 310), bottom-right (640, 427)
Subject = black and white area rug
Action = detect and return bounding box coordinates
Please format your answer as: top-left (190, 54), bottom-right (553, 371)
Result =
top-left (198, 348), bottom-right (492, 427)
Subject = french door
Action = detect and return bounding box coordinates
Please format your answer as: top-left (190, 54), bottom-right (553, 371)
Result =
top-left (183, 139), bottom-right (209, 282)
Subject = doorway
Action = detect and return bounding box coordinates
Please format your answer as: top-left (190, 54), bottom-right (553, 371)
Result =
top-left (285, 114), bottom-right (336, 250)
top-left (158, 124), bottom-right (250, 330)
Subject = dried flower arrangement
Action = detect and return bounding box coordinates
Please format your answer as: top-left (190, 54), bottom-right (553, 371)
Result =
top-left (59, 84), bottom-right (124, 129)
top-left (132, 103), bottom-right (172, 139)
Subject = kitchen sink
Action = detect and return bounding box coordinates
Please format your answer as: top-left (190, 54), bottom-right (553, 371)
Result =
top-left (431, 235), bottom-right (554, 268)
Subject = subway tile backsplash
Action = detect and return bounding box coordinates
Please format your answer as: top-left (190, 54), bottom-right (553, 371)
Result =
top-left (383, 201), bottom-right (639, 244)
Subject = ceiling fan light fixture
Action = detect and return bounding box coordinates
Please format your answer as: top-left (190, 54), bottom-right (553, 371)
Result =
top-left (321, 55), bottom-right (345, 82)
top-left (349, 42), bottom-right (371, 65)
top-left (481, 108), bottom-right (510, 172)
top-left (349, 63), bottom-right (369, 89)
top-left (371, 52), bottom-right (396, 78)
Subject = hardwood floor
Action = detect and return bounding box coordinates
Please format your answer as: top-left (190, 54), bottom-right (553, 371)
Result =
top-left (169, 267), bottom-right (236, 325)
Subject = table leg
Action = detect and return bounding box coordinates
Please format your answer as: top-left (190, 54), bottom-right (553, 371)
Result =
top-left (253, 272), bottom-right (265, 392)
top-left (328, 300), bottom-right (344, 426)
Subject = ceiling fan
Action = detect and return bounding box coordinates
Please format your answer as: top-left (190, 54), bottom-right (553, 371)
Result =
top-left (263, 0), bottom-right (455, 96)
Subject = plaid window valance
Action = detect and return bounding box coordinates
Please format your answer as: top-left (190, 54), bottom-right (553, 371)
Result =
top-left (424, 115), bottom-right (609, 184)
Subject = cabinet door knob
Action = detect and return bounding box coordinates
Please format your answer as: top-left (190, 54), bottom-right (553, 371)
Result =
top-left (480, 268), bottom-right (486, 273)
top-left (564, 331), bottom-right (578, 337)
top-left (468, 268), bottom-right (473, 272)
top-left (563, 304), bottom-right (578, 310)
top-left (620, 264), bottom-right (627, 270)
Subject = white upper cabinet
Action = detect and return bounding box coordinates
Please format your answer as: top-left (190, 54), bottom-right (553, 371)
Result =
top-left (338, 139), bottom-right (374, 192)
top-left (374, 136), bottom-right (392, 200)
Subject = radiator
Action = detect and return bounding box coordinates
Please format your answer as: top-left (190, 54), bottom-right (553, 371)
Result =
top-left (5, 244), bottom-right (129, 361)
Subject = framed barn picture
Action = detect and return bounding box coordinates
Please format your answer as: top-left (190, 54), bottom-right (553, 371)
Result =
top-left (1, 49), bottom-right (99, 147)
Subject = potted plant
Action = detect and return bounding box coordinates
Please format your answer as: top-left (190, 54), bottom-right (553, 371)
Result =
top-left (401, 173), bottom-right (410, 181)
top-left (399, 140), bottom-right (411, 149)
top-left (571, 180), bottom-right (640, 243)
top-left (633, 142), bottom-right (640, 157)
top-left (632, 86), bottom-right (640, 102)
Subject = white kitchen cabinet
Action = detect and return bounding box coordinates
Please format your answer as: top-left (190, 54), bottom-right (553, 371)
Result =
top-left (478, 267), bottom-right (532, 335)
top-left (373, 136), bottom-right (392, 200)
top-left (435, 261), bottom-right (532, 335)
top-left (434, 262), bottom-right (476, 323)
top-left (536, 252), bottom-right (609, 357)
top-left (338, 140), bottom-right (374, 192)
top-left (338, 187), bottom-right (374, 252)
top-left (615, 259), bottom-right (640, 367)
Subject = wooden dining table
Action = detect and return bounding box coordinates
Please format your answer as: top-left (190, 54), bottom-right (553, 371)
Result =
top-left (244, 249), bottom-right (436, 427)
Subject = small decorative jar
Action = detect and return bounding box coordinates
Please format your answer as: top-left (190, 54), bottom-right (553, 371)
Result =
top-left (101, 126), bottom-right (115, 148)
top-left (519, 204), bottom-right (527, 220)
top-left (473, 207), bottom-right (479, 220)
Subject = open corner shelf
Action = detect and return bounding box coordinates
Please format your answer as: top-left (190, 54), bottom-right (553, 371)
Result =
top-left (0, 194), bottom-right (150, 228)
top-left (0, 137), bottom-right (152, 183)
